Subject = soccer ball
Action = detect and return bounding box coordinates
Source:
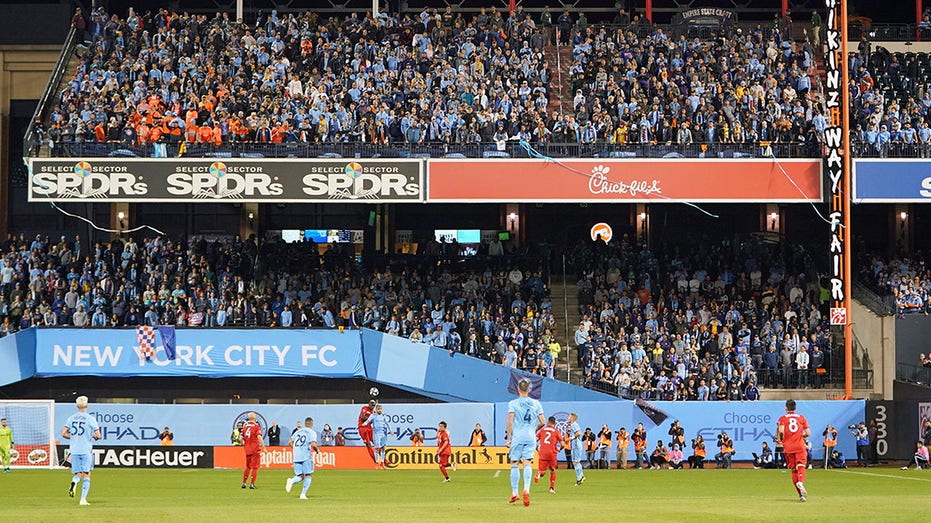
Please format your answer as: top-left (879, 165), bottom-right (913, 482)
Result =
top-left (369, 387), bottom-right (380, 397)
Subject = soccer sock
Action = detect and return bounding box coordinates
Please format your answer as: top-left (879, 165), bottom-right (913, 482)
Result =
top-left (510, 465), bottom-right (519, 495)
top-left (250, 468), bottom-right (258, 484)
top-left (791, 469), bottom-right (799, 492)
top-left (366, 445), bottom-right (376, 462)
top-left (71, 474), bottom-right (81, 485)
top-left (797, 464), bottom-right (806, 484)
top-left (550, 470), bottom-right (556, 488)
top-left (522, 463), bottom-right (532, 493)
top-left (81, 478), bottom-right (90, 500)
top-left (574, 462), bottom-right (584, 480)
top-left (290, 475), bottom-right (302, 485)
top-left (301, 476), bottom-right (312, 495)
top-left (242, 469), bottom-right (249, 482)
top-left (440, 464), bottom-right (448, 479)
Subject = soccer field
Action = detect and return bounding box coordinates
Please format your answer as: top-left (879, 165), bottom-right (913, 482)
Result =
top-left (1, 467), bottom-right (926, 522)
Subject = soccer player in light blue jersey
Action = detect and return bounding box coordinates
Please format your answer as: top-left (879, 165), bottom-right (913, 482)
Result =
top-left (567, 413), bottom-right (586, 485)
top-left (363, 404), bottom-right (392, 469)
top-left (61, 395), bottom-right (101, 506)
top-left (285, 417), bottom-right (319, 500)
top-left (505, 379), bottom-right (545, 506)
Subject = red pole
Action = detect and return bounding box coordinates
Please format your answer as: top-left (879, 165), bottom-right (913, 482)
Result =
top-left (918, 0), bottom-right (924, 41)
top-left (782, 0), bottom-right (789, 17)
top-left (646, 0), bottom-right (653, 23)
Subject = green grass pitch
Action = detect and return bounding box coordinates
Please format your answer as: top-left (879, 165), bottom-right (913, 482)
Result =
top-left (1, 467), bottom-right (928, 522)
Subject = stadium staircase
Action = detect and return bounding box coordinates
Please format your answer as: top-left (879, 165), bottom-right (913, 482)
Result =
top-left (549, 276), bottom-right (582, 385)
top-left (544, 45), bottom-right (575, 116)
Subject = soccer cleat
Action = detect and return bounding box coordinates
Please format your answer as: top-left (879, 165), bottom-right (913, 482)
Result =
top-left (901, 466), bottom-right (909, 470)
top-left (241, 483), bottom-right (246, 489)
top-left (443, 478), bottom-right (451, 483)
top-left (249, 484), bottom-right (256, 490)
top-left (79, 500), bottom-right (90, 506)
top-left (576, 476), bottom-right (585, 486)
top-left (799, 495), bottom-right (807, 503)
top-left (508, 494), bottom-right (520, 504)
top-left (285, 478), bottom-right (293, 493)
top-left (451, 462), bottom-right (456, 472)
top-left (534, 473), bottom-right (540, 484)
top-left (549, 488), bottom-right (556, 494)
top-left (796, 481), bottom-right (807, 501)
top-left (299, 494), bottom-right (308, 500)
top-left (522, 491), bottom-right (530, 506)
top-left (69, 482), bottom-right (76, 498)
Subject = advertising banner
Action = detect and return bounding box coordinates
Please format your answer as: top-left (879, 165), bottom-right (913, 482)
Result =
top-left (853, 160), bottom-right (931, 202)
top-left (56, 446), bottom-right (214, 468)
top-left (35, 328), bottom-right (365, 378)
top-left (427, 159), bottom-right (822, 202)
top-left (28, 158), bottom-right (424, 203)
top-left (55, 403), bottom-right (495, 447)
top-left (384, 446), bottom-right (515, 469)
top-left (493, 400), bottom-right (863, 462)
top-left (213, 446), bottom-right (373, 470)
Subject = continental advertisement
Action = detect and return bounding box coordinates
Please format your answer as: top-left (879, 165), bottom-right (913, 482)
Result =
top-left (213, 446), bottom-right (375, 470)
top-left (28, 158), bottom-right (424, 203)
top-left (384, 446), bottom-right (526, 470)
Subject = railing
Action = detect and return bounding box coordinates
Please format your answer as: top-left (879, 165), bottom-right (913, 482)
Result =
top-left (848, 23), bottom-right (931, 42)
top-left (24, 25), bottom-right (80, 158)
top-left (852, 142), bottom-right (931, 159)
top-left (852, 281), bottom-right (896, 317)
top-left (47, 140), bottom-right (818, 159)
top-left (896, 362), bottom-right (931, 387)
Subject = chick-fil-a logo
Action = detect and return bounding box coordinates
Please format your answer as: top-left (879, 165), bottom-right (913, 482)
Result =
top-left (587, 165), bottom-right (662, 197)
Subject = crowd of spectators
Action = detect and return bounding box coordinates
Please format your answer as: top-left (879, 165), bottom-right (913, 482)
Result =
top-left (566, 13), bottom-right (824, 148)
top-left (850, 38), bottom-right (931, 156)
top-left (571, 235), bottom-right (833, 398)
top-left (44, 4), bottom-right (835, 153)
top-left (49, 5), bottom-right (557, 148)
top-left (0, 231), bottom-right (562, 376)
top-left (859, 254), bottom-right (930, 316)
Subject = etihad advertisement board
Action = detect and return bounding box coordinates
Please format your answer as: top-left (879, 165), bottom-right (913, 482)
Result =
top-left (27, 158), bottom-right (424, 203)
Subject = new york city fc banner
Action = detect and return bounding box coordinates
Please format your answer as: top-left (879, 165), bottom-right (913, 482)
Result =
top-left (34, 328), bottom-right (365, 378)
top-left (27, 158), bottom-right (424, 203)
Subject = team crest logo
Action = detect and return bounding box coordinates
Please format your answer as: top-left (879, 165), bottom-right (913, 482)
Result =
top-left (233, 411), bottom-right (269, 436)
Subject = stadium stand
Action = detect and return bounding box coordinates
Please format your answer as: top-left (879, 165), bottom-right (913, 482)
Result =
top-left (0, 232), bottom-right (561, 373)
top-left (569, 235), bottom-right (833, 399)
top-left (35, 5), bottom-right (822, 159)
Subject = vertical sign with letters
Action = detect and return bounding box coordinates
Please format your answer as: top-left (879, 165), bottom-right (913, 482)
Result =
top-left (824, 0), bottom-right (847, 320)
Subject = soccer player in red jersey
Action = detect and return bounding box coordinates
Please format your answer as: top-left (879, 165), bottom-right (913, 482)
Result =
top-left (241, 412), bottom-right (265, 489)
top-left (776, 399), bottom-right (811, 502)
top-left (535, 416), bottom-right (561, 493)
top-left (437, 421), bottom-right (455, 482)
top-left (358, 400), bottom-right (377, 463)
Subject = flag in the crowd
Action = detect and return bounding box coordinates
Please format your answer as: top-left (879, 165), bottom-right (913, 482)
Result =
top-left (136, 326), bottom-right (156, 359)
top-left (157, 325), bottom-right (177, 360)
top-left (507, 371), bottom-right (543, 399)
top-left (509, 0), bottom-right (516, 14)
top-left (634, 398), bottom-right (669, 427)
top-left (178, 141), bottom-right (187, 157)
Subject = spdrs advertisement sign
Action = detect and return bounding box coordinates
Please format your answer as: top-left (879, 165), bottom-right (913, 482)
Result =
top-left (28, 158), bottom-right (424, 203)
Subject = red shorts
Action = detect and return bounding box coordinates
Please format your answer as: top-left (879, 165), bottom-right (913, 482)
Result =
top-left (437, 453), bottom-right (452, 467)
top-left (784, 450), bottom-right (807, 469)
top-left (245, 452), bottom-right (260, 469)
top-left (538, 458), bottom-right (557, 471)
top-left (359, 425), bottom-right (374, 444)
